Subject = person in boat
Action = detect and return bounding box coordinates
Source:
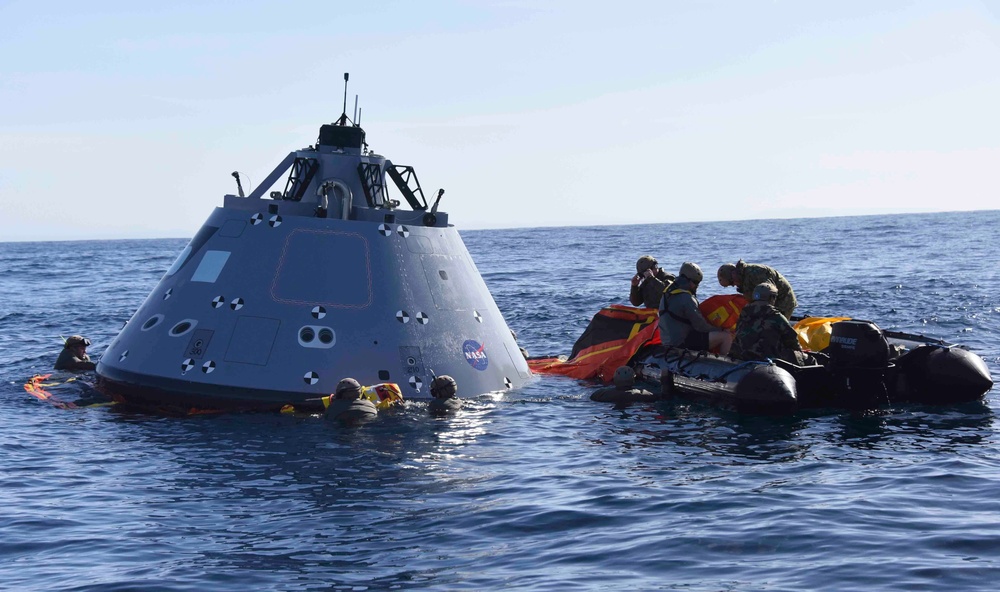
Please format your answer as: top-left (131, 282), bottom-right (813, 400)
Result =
top-left (717, 260), bottom-right (797, 319)
top-left (428, 374), bottom-right (462, 414)
top-left (630, 255), bottom-right (676, 309)
top-left (731, 282), bottom-right (805, 365)
top-left (590, 366), bottom-right (655, 403)
top-left (54, 335), bottom-right (97, 371)
top-left (658, 262), bottom-right (733, 355)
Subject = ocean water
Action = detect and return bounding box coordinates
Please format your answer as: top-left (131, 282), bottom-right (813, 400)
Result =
top-left (2, 210), bottom-right (999, 591)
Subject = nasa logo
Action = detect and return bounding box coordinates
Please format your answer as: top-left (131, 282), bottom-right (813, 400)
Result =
top-left (462, 339), bottom-right (489, 371)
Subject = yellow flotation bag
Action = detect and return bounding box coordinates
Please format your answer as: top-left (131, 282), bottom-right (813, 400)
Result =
top-left (320, 382), bottom-right (404, 411)
top-left (362, 383), bottom-right (404, 409)
top-left (792, 316), bottom-right (851, 351)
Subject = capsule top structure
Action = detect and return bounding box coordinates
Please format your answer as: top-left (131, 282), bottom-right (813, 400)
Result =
top-left (96, 78), bottom-right (530, 412)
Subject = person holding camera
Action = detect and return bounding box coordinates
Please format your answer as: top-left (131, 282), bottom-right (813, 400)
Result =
top-left (629, 255), bottom-right (675, 309)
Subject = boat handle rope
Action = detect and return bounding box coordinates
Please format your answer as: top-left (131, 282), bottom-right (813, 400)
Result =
top-left (662, 346), bottom-right (707, 372)
top-left (716, 360), bottom-right (772, 381)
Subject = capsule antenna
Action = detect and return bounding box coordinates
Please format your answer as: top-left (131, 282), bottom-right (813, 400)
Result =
top-left (231, 171), bottom-right (245, 198)
top-left (339, 73), bottom-right (349, 126)
top-left (353, 95), bottom-right (359, 126)
top-left (430, 188), bottom-right (445, 213)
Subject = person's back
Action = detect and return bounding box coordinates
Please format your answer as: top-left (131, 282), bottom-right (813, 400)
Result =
top-left (324, 377), bottom-right (378, 423)
top-left (731, 283), bottom-right (802, 363)
top-left (718, 260), bottom-right (797, 319)
top-left (659, 276), bottom-right (701, 347)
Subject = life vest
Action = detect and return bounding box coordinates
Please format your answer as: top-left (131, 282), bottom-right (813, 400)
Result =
top-left (661, 288), bottom-right (694, 325)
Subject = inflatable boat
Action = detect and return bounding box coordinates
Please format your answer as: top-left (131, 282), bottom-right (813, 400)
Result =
top-left (530, 304), bottom-right (993, 414)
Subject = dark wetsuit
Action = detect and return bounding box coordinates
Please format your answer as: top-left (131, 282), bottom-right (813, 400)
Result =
top-left (54, 349), bottom-right (96, 371)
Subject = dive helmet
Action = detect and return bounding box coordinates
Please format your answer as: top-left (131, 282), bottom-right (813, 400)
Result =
top-left (613, 366), bottom-right (636, 389)
top-left (430, 375), bottom-right (458, 399)
top-left (334, 378), bottom-right (363, 400)
top-left (65, 335), bottom-right (91, 348)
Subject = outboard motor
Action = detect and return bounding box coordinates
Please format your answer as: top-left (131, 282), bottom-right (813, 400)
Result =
top-left (826, 320), bottom-right (893, 407)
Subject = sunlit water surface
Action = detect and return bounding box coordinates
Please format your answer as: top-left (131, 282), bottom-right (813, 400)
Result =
top-left (2, 211), bottom-right (999, 591)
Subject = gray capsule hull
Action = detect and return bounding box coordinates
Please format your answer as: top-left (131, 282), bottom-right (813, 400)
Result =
top-left (96, 121), bottom-right (530, 411)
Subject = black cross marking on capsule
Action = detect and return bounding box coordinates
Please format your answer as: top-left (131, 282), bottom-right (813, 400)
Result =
top-left (504, 377), bottom-right (512, 389)
top-left (378, 224), bottom-right (392, 236)
top-left (408, 376), bottom-right (423, 390)
top-left (163, 288), bottom-right (172, 300)
top-left (415, 312), bottom-right (429, 324)
top-left (119, 350), bottom-right (129, 362)
top-left (396, 310), bottom-right (410, 324)
top-left (230, 297), bottom-right (244, 311)
top-left (303, 371), bottom-right (320, 385)
top-left (250, 213), bottom-right (263, 226)
top-left (202, 360), bottom-right (216, 374)
top-left (268, 215), bottom-right (282, 227)
top-left (311, 306), bottom-right (326, 319)
top-left (473, 311), bottom-right (483, 323)
top-left (396, 225), bottom-right (409, 238)
top-left (181, 358), bottom-right (195, 373)
top-left (212, 296), bottom-right (225, 309)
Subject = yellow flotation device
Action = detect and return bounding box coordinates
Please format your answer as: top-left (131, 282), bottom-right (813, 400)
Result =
top-left (792, 316), bottom-right (852, 351)
top-left (319, 382), bottom-right (404, 411)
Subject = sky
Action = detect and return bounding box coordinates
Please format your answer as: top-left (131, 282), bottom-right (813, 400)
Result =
top-left (1, 0), bottom-right (998, 241)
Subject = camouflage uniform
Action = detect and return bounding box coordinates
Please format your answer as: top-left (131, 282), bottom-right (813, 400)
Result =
top-left (630, 268), bottom-right (675, 309)
top-left (731, 301), bottom-right (802, 363)
top-left (734, 261), bottom-right (797, 319)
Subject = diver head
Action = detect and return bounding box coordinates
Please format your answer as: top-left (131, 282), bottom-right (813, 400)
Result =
top-left (65, 335), bottom-right (91, 350)
top-left (334, 378), bottom-right (363, 400)
top-left (430, 375), bottom-right (458, 399)
top-left (613, 366), bottom-right (636, 389)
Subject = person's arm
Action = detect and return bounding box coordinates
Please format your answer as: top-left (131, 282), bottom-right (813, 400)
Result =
top-left (70, 355), bottom-right (97, 370)
top-left (780, 320), bottom-right (802, 352)
top-left (629, 279), bottom-right (643, 306)
top-left (682, 296), bottom-right (718, 333)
